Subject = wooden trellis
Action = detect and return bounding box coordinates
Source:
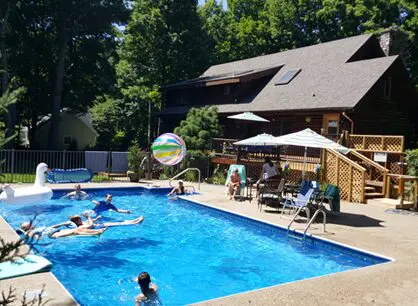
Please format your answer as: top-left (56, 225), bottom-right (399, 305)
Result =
top-left (348, 135), bottom-right (404, 153)
top-left (323, 149), bottom-right (366, 203)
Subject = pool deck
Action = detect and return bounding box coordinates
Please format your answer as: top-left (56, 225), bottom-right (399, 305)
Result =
top-left (1, 181), bottom-right (418, 305)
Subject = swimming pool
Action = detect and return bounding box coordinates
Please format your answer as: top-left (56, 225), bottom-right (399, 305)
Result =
top-left (1, 187), bottom-right (390, 305)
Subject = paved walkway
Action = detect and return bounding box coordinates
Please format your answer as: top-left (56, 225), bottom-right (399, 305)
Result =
top-left (1, 181), bottom-right (418, 305)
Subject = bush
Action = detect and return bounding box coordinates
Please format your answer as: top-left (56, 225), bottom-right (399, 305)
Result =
top-left (184, 170), bottom-right (198, 182)
top-left (174, 106), bottom-right (221, 150)
top-left (405, 149), bottom-right (418, 176)
top-left (128, 144), bottom-right (143, 172)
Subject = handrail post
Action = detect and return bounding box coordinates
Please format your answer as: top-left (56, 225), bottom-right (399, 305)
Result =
top-left (11, 149), bottom-right (15, 183)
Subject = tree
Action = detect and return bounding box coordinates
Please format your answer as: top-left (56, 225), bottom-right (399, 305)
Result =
top-left (174, 106), bottom-right (221, 150)
top-left (45, 0), bottom-right (128, 149)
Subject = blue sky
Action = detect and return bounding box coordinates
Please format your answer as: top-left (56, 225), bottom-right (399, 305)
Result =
top-left (198, 0), bottom-right (227, 8)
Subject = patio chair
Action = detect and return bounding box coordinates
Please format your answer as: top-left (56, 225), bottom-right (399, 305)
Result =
top-left (258, 178), bottom-right (285, 211)
top-left (281, 188), bottom-right (315, 222)
top-left (315, 184), bottom-right (341, 213)
top-left (225, 164), bottom-right (247, 201)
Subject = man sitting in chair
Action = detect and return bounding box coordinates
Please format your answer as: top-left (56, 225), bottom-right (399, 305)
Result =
top-left (227, 168), bottom-right (241, 200)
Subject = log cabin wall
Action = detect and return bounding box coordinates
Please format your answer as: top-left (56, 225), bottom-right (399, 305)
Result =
top-left (349, 58), bottom-right (416, 146)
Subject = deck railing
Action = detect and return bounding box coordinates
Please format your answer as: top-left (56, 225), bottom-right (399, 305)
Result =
top-left (348, 134), bottom-right (404, 153)
top-left (323, 148), bottom-right (366, 203)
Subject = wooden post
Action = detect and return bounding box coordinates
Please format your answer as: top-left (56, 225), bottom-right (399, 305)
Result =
top-left (362, 136), bottom-right (366, 150)
top-left (236, 146), bottom-right (241, 164)
top-left (385, 176), bottom-right (391, 198)
top-left (399, 176), bottom-right (404, 208)
top-left (361, 171), bottom-right (366, 203)
top-left (413, 179), bottom-right (418, 212)
top-left (348, 164), bottom-right (352, 202)
top-left (381, 137), bottom-right (385, 151)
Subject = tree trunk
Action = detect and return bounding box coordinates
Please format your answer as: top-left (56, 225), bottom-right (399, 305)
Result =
top-left (0, 4), bottom-right (15, 148)
top-left (48, 30), bottom-right (69, 149)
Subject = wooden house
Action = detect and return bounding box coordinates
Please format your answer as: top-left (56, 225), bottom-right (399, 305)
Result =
top-left (159, 31), bottom-right (417, 145)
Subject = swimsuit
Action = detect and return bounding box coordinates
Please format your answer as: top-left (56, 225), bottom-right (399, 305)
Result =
top-left (93, 201), bottom-right (118, 214)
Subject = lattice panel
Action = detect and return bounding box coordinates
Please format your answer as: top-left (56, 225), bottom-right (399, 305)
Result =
top-left (364, 137), bottom-right (384, 151)
top-left (348, 136), bottom-right (364, 150)
top-left (324, 152), bottom-right (337, 183)
top-left (337, 160), bottom-right (350, 200)
top-left (383, 137), bottom-right (403, 152)
top-left (348, 135), bottom-right (404, 152)
top-left (351, 168), bottom-right (364, 203)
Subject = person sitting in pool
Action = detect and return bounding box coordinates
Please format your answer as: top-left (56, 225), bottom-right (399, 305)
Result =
top-left (135, 272), bottom-right (160, 306)
top-left (227, 168), bottom-right (241, 200)
top-left (69, 213), bottom-right (144, 229)
top-left (167, 180), bottom-right (185, 197)
top-left (18, 221), bottom-right (107, 239)
top-left (91, 194), bottom-right (132, 215)
top-left (65, 184), bottom-right (89, 200)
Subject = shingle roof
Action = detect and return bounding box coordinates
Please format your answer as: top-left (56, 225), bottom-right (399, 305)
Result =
top-left (197, 34), bottom-right (398, 114)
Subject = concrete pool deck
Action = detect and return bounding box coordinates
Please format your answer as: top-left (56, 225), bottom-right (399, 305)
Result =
top-left (1, 181), bottom-right (418, 305)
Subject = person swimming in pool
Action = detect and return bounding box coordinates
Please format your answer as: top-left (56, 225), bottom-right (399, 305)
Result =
top-left (68, 213), bottom-right (144, 229)
top-left (135, 272), bottom-right (160, 306)
top-left (90, 194), bottom-right (132, 215)
top-left (18, 221), bottom-right (107, 239)
top-left (65, 184), bottom-right (89, 200)
top-left (167, 180), bottom-right (186, 198)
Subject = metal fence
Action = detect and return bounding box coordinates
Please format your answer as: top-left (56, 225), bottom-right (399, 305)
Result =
top-left (0, 150), bottom-right (129, 183)
top-left (0, 150), bottom-right (215, 184)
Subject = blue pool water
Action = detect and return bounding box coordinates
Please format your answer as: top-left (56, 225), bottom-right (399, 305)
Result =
top-left (0, 187), bottom-right (389, 305)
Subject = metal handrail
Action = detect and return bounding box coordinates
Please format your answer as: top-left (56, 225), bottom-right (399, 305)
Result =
top-left (169, 168), bottom-right (201, 190)
top-left (303, 208), bottom-right (326, 240)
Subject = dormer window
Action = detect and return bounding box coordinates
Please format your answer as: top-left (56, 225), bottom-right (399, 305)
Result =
top-left (274, 69), bottom-right (301, 85)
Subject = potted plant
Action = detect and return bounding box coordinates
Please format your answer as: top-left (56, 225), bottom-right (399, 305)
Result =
top-left (127, 144), bottom-right (143, 182)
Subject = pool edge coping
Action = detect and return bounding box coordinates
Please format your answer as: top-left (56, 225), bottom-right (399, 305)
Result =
top-left (0, 215), bottom-right (79, 306)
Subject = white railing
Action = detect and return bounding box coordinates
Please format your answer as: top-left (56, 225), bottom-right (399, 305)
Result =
top-left (169, 168), bottom-right (201, 191)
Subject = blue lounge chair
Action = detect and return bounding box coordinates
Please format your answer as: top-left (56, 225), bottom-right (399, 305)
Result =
top-left (225, 164), bottom-right (247, 200)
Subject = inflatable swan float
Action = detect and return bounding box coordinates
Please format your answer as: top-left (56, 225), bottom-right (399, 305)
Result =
top-left (0, 163), bottom-right (53, 205)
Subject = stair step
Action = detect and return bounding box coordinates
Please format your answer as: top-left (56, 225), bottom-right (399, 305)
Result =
top-left (365, 192), bottom-right (384, 198)
top-left (364, 186), bottom-right (376, 192)
top-left (366, 180), bottom-right (384, 188)
top-left (367, 198), bottom-right (415, 209)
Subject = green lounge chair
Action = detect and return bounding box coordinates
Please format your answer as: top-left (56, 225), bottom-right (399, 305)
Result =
top-left (225, 164), bottom-right (247, 200)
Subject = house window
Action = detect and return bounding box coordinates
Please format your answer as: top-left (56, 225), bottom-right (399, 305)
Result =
top-left (224, 85), bottom-right (231, 95)
top-left (63, 135), bottom-right (72, 146)
top-left (384, 77), bottom-right (392, 99)
top-left (327, 120), bottom-right (339, 135)
top-left (274, 69), bottom-right (302, 85)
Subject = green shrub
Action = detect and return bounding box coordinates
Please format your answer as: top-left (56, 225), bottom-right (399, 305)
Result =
top-left (128, 144), bottom-right (144, 172)
top-left (184, 170), bottom-right (198, 182)
top-left (405, 149), bottom-right (418, 177)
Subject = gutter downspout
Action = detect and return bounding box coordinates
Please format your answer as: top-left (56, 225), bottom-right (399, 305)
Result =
top-left (342, 112), bottom-right (354, 134)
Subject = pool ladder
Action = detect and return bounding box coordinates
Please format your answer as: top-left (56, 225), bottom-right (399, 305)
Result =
top-left (169, 168), bottom-right (201, 191)
top-left (287, 206), bottom-right (326, 241)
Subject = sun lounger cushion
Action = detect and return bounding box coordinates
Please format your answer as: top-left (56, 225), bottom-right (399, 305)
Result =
top-left (0, 254), bottom-right (52, 280)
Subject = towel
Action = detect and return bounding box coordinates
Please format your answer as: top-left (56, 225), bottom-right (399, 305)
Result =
top-left (85, 151), bottom-right (109, 173)
top-left (111, 152), bottom-right (128, 173)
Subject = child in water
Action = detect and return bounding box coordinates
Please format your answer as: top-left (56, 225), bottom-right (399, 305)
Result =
top-left (167, 180), bottom-right (185, 197)
top-left (135, 272), bottom-right (160, 305)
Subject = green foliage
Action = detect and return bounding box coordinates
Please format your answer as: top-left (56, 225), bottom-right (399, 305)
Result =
top-left (405, 149), bottom-right (418, 177)
top-left (184, 170), bottom-right (198, 182)
top-left (174, 106), bottom-right (221, 150)
top-left (128, 144), bottom-right (143, 172)
top-left (90, 95), bottom-right (124, 150)
top-left (210, 164), bottom-right (227, 185)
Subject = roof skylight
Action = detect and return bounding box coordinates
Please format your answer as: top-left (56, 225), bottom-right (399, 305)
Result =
top-left (274, 69), bottom-right (301, 85)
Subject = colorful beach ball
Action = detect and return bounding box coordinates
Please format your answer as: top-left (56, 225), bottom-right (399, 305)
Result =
top-left (151, 133), bottom-right (186, 166)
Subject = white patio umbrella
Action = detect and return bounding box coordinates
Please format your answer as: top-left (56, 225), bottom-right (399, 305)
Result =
top-left (227, 112), bottom-right (270, 122)
top-left (272, 128), bottom-right (349, 177)
top-left (234, 133), bottom-right (277, 146)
